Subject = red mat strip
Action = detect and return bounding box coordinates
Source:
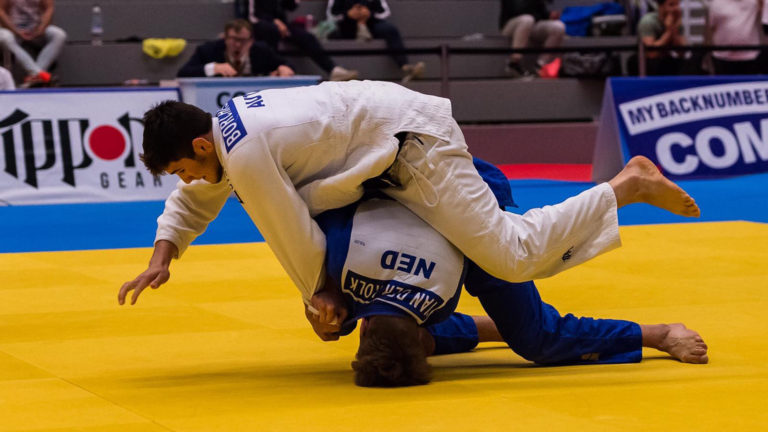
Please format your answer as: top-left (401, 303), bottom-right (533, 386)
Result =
top-left (497, 164), bottom-right (593, 182)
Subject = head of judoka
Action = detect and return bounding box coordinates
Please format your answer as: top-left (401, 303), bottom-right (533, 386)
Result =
top-left (140, 101), bottom-right (223, 184)
top-left (352, 314), bottom-right (434, 387)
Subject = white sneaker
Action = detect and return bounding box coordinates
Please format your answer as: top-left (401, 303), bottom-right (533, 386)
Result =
top-left (330, 66), bottom-right (359, 81)
top-left (401, 61), bottom-right (425, 83)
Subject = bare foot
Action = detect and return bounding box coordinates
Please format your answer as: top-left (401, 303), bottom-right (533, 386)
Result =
top-left (658, 323), bottom-right (709, 364)
top-left (608, 156), bottom-right (701, 217)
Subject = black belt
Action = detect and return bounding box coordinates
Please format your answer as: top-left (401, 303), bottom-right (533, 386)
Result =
top-left (361, 132), bottom-right (412, 190)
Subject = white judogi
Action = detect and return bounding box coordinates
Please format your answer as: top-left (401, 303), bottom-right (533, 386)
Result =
top-left (155, 81), bottom-right (620, 303)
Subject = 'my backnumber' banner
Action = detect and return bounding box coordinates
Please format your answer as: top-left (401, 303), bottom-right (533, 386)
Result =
top-left (593, 77), bottom-right (768, 181)
top-left (0, 88), bottom-right (181, 205)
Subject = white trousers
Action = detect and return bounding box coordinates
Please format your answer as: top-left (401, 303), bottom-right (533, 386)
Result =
top-left (0, 25), bottom-right (67, 75)
top-left (0, 66), bottom-right (14, 90)
top-left (383, 121), bottom-right (620, 283)
top-left (501, 15), bottom-right (566, 64)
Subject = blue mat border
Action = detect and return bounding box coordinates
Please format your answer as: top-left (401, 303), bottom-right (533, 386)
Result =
top-left (1, 172), bottom-right (766, 254)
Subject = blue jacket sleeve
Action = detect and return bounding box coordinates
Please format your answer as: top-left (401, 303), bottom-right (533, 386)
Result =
top-left (425, 312), bottom-right (480, 355)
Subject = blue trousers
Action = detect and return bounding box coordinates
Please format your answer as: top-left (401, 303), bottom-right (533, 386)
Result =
top-left (428, 262), bottom-right (642, 365)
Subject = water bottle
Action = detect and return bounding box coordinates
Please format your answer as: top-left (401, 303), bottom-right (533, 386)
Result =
top-left (91, 4), bottom-right (103, 46)
top-left (305, 14), bottom-right (314, 29)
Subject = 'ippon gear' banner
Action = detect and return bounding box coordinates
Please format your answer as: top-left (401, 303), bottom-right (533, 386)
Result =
top-left (0, 88), bottom-right (181, 205)
top-left (594, 77), bottom-right (768, 181)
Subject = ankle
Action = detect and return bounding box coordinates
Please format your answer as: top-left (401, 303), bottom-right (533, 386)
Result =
top-left (641, 324), bottom-right (670, 349)
top-left (608, 177), bottom-right (630, 208)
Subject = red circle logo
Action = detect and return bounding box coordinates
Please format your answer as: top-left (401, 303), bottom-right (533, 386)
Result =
top-left (88, 125), bottom-right (127, 161)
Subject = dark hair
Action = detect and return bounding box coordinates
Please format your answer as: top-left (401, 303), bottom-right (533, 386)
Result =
top-left (224, 19), bottom-right (253, 36)
top-left (351, 315), bottom-right (432, 387)
top-left (140, 100), bottom-right (212, 176)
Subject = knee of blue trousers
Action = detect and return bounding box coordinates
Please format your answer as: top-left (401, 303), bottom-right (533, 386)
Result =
top-left (463, 264), bottom-right (564, 362)
top-left (371, 21), bottom-right (401, 39)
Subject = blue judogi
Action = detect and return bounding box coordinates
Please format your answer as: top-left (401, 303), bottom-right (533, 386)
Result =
top-left (317, 158), bottom-right (642, 365)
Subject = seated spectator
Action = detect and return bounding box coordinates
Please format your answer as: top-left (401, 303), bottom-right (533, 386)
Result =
top-left (0, 0), bottom-right (66, 87)
top-left (499, 0), bottom-right (566, 78)
top-left (178, 19), bottom-right (294, 78)
top-left (762, 0), bottom-right (768, 72)
top-left (706, 0), bottom-right (761, 75)
top-left (764, 0), bottom-right (768, 36)
top-left (635, 0), bottom-right (689, 75)
top-left (244, 0), bottom-right (358, 81)
top-left (326, 0), bottom-right (425, 83)
top-left (0, 65), bottom-right (14, 89)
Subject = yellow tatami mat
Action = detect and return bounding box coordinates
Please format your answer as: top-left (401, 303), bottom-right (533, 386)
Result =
top-left (1, 221), bottom-right (767, 431)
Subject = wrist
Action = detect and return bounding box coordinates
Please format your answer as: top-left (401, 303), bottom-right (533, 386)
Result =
top-left (150, 239), bottom-right (178, 267)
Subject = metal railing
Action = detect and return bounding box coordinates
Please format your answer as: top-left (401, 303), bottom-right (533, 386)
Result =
top-left (281, 42), bottom-right (767, 97)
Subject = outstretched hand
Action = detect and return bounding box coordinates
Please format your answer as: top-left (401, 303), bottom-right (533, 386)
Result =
top-left (118, 266), bottom-right (170, 305)
top-left (119, 240), bottom-right (177, 306)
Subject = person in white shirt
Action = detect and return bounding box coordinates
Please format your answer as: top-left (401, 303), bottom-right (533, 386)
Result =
top-left (0, 0), bottom-right (65, 86)
top-left (117, 81), bottom-right (700, 308)
top-left (706, 0), bottom-right (762, 75)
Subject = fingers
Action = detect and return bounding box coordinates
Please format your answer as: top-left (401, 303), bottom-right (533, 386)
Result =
top-left (150, 271), bottom-right (168, 289)
top-left (320, 301), bottom-right (333, 324)
top-left (117, 280), bottom-right (134, 305)
top-left (320, 332), bottom-right (340, 342)
top-left (131, 284), bottom-right (148, 305)
top-left (336, 306), bottom-right (348, 326)
top-left (310, 292), bottom-right (348, 327)
top-left (118, 270), bottom-right (167, 305)
top-left (118, 276), bottom-right (148, 306)
top-left (321, 302), bottom-right (342, 326)
top-left (217, 64), bottom-right (237, 77)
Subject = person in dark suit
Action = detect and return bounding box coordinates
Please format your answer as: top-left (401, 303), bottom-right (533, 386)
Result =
top-left (178, 19), bottom-right (294, 78)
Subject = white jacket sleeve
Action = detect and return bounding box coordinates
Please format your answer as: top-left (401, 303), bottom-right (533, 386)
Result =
top-left (326, 0), bottom-right (345, 22)
top-left (227, 145), bottom-right (327, 303)
top-left (374, 0), bottom-right (391, 20)
top-left (155, 178), bottom-right (232, 257)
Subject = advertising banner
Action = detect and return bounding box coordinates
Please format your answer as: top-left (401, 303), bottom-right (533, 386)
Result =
top-left (176, 75), bottom-right (320, 115)
top-left (593, 77), bottom-right (768, 181)
top-left (0, 88), bottom-right (181, 205)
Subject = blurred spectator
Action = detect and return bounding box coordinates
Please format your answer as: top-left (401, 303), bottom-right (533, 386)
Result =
top-left (635, 0), bottom-right (688, 75)
top-left (178, 19), bottom-right (294, 78)
top-left (326, 0), bottom-right (425, 83)
top-left (0, 0), bottom-right (66, 87)
top-left (499, 0), bottom-right (566, 78)
top-left (706, 0), bottom-right (761, 75)
top-left (764, 0), bottom-right (768, 35)
top-left (245, 0), bottom-right (358, 81)
top-left (762, 0), bottom-right (768, 71)
top-left (0, 65), bottom-right (14, 89)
